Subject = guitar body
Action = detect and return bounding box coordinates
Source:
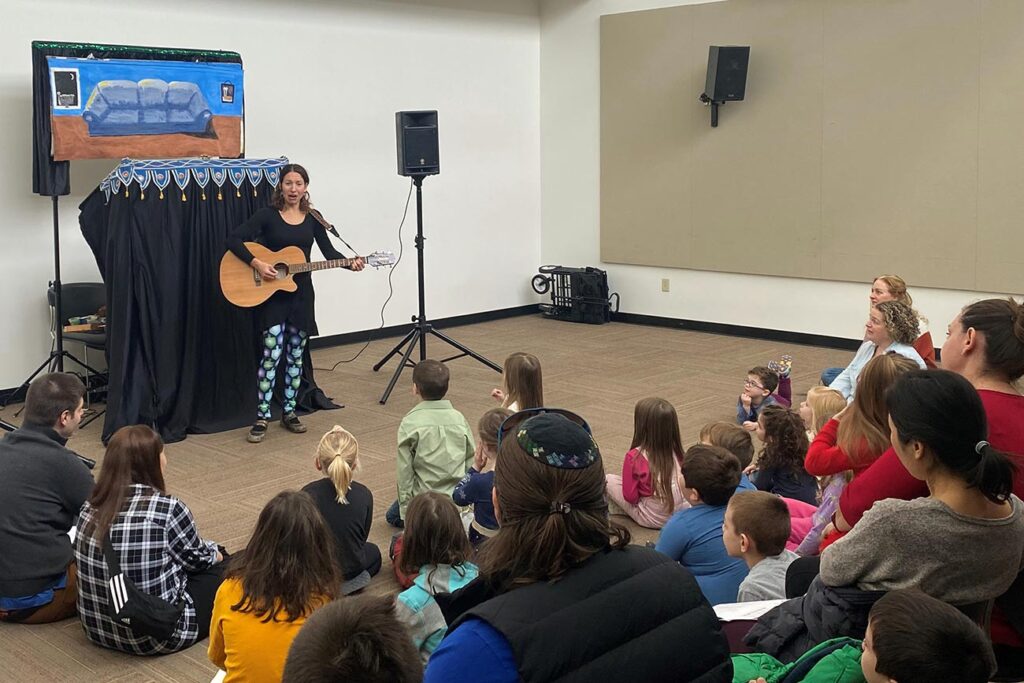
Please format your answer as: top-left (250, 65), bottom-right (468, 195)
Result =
top-left (220, 243), bottom-right (303, 308)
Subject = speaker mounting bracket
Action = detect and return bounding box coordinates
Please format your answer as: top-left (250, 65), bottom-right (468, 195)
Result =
top-left (699, 92), bottom-right (723, 128)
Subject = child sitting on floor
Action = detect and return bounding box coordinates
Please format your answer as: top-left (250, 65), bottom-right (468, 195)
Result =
top-left (394, 492), bottom-right (478, 663)
top-left (387, 359), bottom-right (475, 529)
top-left (795, 387), bottom-right (853, 556)
top-left (734, 588), bottom-right (997, 683)
top-left (208, 491), bottom-right (338, 683)
top-left (605, 397), bottom-right (686, 529)
top-left (282, 594), bottom-right (423, 683)
top-left (738, 366), bottom-right (783, 430)
top-left (491, 352), bottom-right (543, 411)
top-left (655, 444), bottom-right (748, 605)
top-left (699, 421), bottom-right (757, 491)
top-left (301, 426), bottom-right (381, 595)
top-left (723, 491), bottom-right (797, 602)
top-left (749, 406), bottom-right (818, 506)
top-left (453, 408), bottom-right (511, 547)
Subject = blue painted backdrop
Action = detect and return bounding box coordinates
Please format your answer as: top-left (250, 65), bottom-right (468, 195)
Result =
top-left (47, 56), bottom-right (243, 118)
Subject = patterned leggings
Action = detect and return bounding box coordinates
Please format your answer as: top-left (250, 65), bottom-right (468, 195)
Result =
top-left (257, 323), bottom-right (308, 420)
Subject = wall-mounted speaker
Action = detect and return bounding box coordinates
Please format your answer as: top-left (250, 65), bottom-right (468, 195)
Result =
top-left (705, 46), bottom-right (750, 102)
top-left (396, 110), bottom-right (439, 177)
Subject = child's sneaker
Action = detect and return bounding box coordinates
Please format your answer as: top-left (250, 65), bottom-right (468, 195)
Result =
top-left (768, 354), bottom-right (793, 379)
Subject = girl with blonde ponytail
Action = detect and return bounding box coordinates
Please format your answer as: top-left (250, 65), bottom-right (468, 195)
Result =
top-left (317, 425), bottom-right (359, 503)
top-left (301, 426), bottom-right (381, 595)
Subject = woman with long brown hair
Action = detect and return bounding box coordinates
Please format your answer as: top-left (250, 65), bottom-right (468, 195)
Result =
top-left (74, 425), bottom-right (223, 655)
top-left (806, 353), bottom-right (919, 479)
top-left (227, 163), bottom-right (365, 444)
top-left (605, 397), bottom-right (685, 529)
top-left (425, 409), bottom-right (731, 682)
top-left (208, 490), bottom-right (340, 682)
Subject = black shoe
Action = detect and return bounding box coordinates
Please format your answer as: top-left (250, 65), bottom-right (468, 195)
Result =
top-left (281, 412), bottom-right (307, 434)
top-left (247, 420), bottom-right (268, 443)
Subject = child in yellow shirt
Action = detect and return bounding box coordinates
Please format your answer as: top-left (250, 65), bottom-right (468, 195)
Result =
top-left (208, 491), bottom-right (339, 683)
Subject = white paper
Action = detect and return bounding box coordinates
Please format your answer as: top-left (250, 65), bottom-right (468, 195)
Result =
top-left (714, 598), bottom-right (787, 621)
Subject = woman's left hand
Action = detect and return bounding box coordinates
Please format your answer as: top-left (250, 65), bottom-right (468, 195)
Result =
top-left (348, 257), bottom-right (366, 272)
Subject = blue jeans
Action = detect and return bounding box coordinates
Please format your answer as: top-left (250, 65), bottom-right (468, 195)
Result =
top-left (820, 367), bottom-right (843, 387)
top-left (385, 500), bottom-right (404, 528)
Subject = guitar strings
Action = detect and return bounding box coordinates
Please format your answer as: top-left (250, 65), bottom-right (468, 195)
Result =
top-left (316, 178), bottom-right (413, 370)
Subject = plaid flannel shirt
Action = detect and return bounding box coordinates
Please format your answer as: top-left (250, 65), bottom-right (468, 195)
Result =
top-left (74, 484), bottom-right (218, 655)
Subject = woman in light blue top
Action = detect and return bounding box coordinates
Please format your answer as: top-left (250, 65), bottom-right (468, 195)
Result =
top-left (829, 300), bottom-right (926, 401)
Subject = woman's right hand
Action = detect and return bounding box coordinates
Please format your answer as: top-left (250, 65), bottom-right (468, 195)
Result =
top-left (491, 388), bottom-right (505, 403)
top-left (251, 258), bottom-right (278, 280)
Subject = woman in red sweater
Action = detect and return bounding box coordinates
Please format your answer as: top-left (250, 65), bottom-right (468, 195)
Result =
top-left (805, 354), bottom-right (919, 479)
top-left (835, 298), bottom-right (1024, 529)
top-left (833, 298), bottom-right (1024, 664)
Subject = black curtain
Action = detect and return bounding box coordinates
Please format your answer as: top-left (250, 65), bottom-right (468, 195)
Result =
top-left (80, 182), bottom-right (338, 443)
top-left (32, 41), bottom-right (242, 197)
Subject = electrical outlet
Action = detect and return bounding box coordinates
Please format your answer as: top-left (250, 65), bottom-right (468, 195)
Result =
top-left (661, 278), bottom-right (670, 292)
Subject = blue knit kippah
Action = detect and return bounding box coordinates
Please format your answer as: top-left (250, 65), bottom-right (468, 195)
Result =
top-left (516, 413), bottom-right (599, 469)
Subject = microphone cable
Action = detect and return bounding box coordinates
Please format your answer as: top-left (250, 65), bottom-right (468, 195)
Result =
top-left (315, 178), bottom-right (413, 370)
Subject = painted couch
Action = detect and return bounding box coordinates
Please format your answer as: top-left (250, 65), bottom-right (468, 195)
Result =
top-left (83, 79), bottom-right (212, 136)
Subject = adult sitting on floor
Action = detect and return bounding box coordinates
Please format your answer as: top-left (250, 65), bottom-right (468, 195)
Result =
top-left (746, 369), bottom-right (1024, 662)
top-left (0, 373), bottom-right (94, 624)
top-left (832, 297), bottom-right (1024, 671)
top-left (75, 425), bottom-right (224, 655)
top-left (815, 275), bottom-right (935, 388)
top-left (827, 300), bottom-right (926, 401)
top-left (425, 408), bottom-right (732, 683)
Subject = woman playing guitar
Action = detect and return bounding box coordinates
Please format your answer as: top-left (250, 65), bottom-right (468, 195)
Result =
top-left (226, 163), bottom-right (365, 443)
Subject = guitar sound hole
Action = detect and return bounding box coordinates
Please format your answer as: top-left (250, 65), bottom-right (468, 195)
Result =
top-left (274, 263), bottom-right (290, 279)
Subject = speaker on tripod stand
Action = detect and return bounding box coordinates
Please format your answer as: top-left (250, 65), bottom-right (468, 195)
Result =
top-left (373, 111), bottom-right (501, 404)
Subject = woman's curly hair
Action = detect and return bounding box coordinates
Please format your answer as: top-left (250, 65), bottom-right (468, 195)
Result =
top-left (757, 405), bottom-right (810, 476)
top-left (875, 300), bottom-right (921, 345)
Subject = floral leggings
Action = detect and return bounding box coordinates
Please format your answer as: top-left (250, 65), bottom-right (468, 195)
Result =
top-left (257, 323), bottom-right (308, 420)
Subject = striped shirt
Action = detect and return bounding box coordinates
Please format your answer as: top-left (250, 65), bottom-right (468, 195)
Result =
top-left (74, 484), bottom-right (218, 655)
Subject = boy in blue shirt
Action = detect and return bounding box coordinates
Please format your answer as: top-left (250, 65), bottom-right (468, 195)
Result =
top-left (655, 444), bottom-right (748, 605)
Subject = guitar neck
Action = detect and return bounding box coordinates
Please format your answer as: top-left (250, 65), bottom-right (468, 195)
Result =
top-left (289, 258), bottom-right (358, 274)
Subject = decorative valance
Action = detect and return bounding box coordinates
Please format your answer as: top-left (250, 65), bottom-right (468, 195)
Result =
top-left (99, 156), bottom-right (288, 201)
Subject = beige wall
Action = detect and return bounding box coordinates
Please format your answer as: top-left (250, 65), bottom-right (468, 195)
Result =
top-left (599, 0), bottom-right (1024, 294)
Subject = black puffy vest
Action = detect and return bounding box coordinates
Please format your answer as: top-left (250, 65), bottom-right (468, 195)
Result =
top-left (455, 545), bottom-right (732, 683)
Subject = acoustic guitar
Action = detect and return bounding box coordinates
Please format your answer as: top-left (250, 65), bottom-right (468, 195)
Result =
top-left (220, 242), bottom-right (396, 308)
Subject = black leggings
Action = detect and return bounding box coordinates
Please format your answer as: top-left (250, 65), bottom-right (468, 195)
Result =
top-left (187, 559), bottom-right (227, 641)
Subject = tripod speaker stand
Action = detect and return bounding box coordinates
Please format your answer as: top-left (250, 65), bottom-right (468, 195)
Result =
top-left (0, 196), bottom-right (103, 412)
top-left (373, 175), bottom-right (501, 404)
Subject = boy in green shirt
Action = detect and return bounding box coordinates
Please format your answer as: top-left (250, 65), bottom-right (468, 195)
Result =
top-left (385, 360), bottom-right (474, 528)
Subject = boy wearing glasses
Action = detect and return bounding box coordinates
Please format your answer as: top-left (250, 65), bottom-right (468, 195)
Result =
top-left (737, 367), bottom-right (783, 430)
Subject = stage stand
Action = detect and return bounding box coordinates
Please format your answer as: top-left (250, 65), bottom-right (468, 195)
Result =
top-left (373, 176), bottom-right (501, 404)
top-left (1, 195), bottom-right (104, 412)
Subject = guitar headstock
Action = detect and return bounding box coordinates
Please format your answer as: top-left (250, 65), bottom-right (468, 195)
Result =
top-left (364, 251), bottom-right (398, 268)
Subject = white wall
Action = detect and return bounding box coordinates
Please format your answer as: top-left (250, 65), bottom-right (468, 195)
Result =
top-left (539, 0), bottom-right (1021, 342)
top-left (0, 0), bottom-right (540, 387)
